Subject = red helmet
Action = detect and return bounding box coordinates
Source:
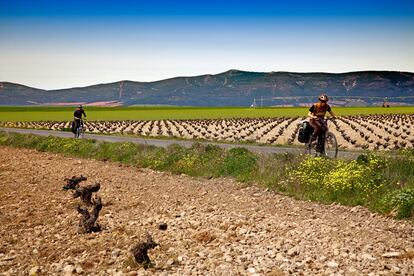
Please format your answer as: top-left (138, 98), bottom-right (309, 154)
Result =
top-left (318, 94), bottom-right (329, 102)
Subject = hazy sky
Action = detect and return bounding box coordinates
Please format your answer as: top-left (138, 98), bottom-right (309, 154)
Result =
top-left (1, 0), bottom-right (413, 89)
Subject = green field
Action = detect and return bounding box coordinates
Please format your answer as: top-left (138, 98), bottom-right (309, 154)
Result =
top-left (0, 106), bottom-right (413, 121)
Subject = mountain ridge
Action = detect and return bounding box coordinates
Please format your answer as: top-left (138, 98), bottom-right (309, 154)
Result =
top-left (1, 70), bottom-right (414, 106)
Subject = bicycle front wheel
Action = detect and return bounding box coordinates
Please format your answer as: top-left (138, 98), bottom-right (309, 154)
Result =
top-left (324, 132), bottom-right (338, 158)
top-left (304, 140), bottom-right (313, 155)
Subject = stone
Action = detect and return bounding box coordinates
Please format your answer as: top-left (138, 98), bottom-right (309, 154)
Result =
top-left (75, 265), bottom-right (83, 274)
top-left (391, 266), bottom-right (401, 273)
top-left (287, 246), bottom-right (299, 257)
top-left (247, 267), bottom-right (257, 274)
top-left (348, 267), bottom-right (358, 273)
top-left (267, 250), bottom-right (276, 258)
top-left (275, 253), bottom-right (285, 262)
top-left (112, 249), bottom-right (121, 258)
top-left (29, 266), bottom-right (41, 275)
top-left (382, 252), bottom-right (401, 258)
top-left (166, 258), bottom-right (175, 266)
top-left (63, 264), bottom-right (75, 275)
top-left (361, 253), bottom-right (376, 261)
top-left (327, 260), bottom-right (339, 268)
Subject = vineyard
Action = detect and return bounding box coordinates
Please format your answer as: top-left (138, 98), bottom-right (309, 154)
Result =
top-left (1, 114), bottom-right (414, 150)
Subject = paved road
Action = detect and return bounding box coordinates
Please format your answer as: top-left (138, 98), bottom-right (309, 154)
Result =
top-left (0, 127), bottom-right (362, 159)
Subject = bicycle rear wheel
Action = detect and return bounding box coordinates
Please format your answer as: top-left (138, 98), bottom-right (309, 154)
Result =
top-left (324, 132), bottom-right (338, 158)
top-left (77, 125), bottom-right (84, 139)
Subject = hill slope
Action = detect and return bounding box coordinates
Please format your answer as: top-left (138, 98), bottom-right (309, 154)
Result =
top-left (1, 70), bottom-right (414, 106)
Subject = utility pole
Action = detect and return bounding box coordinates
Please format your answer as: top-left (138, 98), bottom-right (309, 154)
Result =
top-left (251, 98), bottom-right (256, 109)
top-left (260, 96), bottom-right (263, 108)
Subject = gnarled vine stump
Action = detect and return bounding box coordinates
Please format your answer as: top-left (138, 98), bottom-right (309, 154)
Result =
top-left (77, 196), bottom-right (102, 233)
top-left (63, 175), bottom-right (87, 190)
top-left (132, 233), bottom-right (159, 268)
top-left (73, 183), bottom-right (100, 205)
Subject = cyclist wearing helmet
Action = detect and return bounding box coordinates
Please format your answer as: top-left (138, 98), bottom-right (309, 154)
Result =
top-left (73, 105), bottom-right (86, 133)
top-left (308, 94), bottom-right (335, 151)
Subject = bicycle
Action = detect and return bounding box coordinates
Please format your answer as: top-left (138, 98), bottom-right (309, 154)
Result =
top-left (74, 119), bottom-right (85, 139)
top-left (305, 118), bottom-right (338, 158)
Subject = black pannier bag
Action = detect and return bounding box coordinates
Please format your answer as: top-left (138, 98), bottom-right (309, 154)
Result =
top-left (297, 121), bottom-right (313, 143)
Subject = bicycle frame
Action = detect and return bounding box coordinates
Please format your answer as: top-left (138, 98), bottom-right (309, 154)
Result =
top-left (75, 119), bottom-right (84, 138)
top-left (305, 118), bottom-right (338, 158)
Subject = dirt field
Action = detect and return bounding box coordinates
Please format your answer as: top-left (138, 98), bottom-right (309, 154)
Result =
top-left (0, 146), bottom-right (413, 275)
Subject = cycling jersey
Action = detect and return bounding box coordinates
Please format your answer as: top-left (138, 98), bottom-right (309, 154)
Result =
top-left (74, 108), bottom-right (86, 119)
top-left (309, 102), bottom-right (331, 118)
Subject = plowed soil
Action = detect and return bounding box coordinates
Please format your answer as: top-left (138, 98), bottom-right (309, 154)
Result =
top-left (0, 146), bottom-right (413, 275)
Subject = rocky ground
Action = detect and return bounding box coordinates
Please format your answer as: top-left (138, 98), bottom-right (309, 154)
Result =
top-left (0, 146), bottom-right (413, 275)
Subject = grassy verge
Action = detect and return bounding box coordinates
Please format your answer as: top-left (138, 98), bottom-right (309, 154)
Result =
top-left (1, 131), bottom-right (413, 219)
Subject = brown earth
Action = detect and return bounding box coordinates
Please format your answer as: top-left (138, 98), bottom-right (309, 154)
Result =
top-left (0, 146), bottom-right (413, 275)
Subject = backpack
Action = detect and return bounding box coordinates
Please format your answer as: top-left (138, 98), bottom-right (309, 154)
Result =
top-left (297, 121), bottom-right (313, 143)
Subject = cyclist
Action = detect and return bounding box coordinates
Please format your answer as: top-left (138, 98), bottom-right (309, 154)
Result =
top-left (73, 105), bottom-right (87, 134)
top-left (308, 94), bottom-right (335, 152)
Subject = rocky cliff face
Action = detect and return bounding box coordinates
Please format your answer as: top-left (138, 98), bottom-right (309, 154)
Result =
top-left (1, 70), bottom-right (414, 106)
